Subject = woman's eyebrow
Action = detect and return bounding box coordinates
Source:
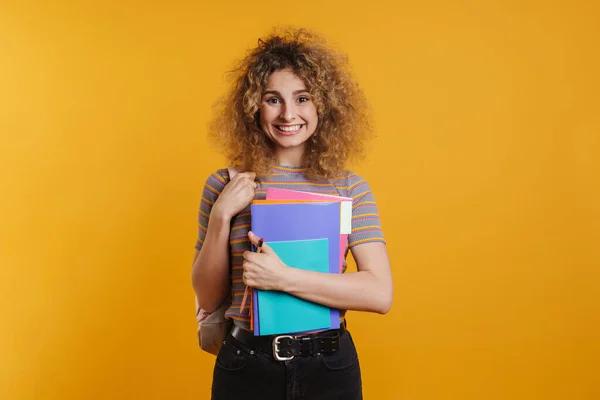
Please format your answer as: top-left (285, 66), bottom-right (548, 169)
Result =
top-left (263, 89), bottom-right (310, 96)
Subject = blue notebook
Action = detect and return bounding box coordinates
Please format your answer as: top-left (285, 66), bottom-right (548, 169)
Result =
top-left (256, 239), bottom-right (330, 335)
top-left (251, 201), bottom-right (342, 335)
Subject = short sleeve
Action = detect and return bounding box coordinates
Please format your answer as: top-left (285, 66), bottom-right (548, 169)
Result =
top-left (347, 172), bottom-right (386, 248)
top-left (194, 169), bottom-right (229, 251)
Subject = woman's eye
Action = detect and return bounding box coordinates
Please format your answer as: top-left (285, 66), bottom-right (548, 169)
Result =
top-left (266, 98), bottom-right (280, 104)
top-left (297, 96), bottom-right (310, 103)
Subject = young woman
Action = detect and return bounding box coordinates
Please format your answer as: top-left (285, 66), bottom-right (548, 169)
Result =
top-left (192, 28), bottom-right (393, 400)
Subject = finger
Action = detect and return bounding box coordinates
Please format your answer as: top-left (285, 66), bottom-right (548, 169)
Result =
top-left (236, 171), bottom-right (256, 180)
top-left (257, 241), bottom-right (275, 255)
top-left (244, 182), bottom-right (257, 192)
top-left (242, 255), bottom-right (256, 269)
top-left (247, 231), bottom-right (262, 247)
top-left (237, 175), bottom-right (257, 186)
top-left (242, 270), bottom-right (255, 286)
top-left (242, 251), bottom-right (253, 261)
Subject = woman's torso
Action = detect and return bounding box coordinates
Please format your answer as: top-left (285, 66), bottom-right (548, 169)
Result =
top-left (224, 164), bottom-right (351, 329)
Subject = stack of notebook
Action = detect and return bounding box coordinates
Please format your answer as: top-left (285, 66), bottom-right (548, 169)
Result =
top-left (249, 188), bottom-right (352, 336)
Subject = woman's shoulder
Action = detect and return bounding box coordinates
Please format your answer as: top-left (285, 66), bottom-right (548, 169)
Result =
top-left (331, 170), bottom-right (377, 198)
top-left (330, 169), bottom-right (368, 185)
top-left (326, 170), bottom-right (367, 197)
top-left (202, 168), bottom-right (230, 188)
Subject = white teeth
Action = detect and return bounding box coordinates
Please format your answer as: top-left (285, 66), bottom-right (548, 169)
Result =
top-left (277, 125), bottom-right (302, 132)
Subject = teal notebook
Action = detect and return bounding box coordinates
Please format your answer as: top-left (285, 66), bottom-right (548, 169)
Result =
top-left (257, 238), bottom-right (330, 335)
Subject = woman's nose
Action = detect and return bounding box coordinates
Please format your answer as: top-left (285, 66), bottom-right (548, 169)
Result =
top-left (279, 102), bottom-right (296, 121)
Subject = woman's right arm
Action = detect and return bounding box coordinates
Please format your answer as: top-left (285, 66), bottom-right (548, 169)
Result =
top-left (192, 171), bottom-right (257, 313)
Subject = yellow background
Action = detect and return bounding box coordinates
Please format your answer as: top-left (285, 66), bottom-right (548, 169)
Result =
top-left (1, 0), bottom-right (599, 399)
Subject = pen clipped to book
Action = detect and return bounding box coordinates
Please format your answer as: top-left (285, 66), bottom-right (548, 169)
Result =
top-left (239, 237), bottom-right (263, 312)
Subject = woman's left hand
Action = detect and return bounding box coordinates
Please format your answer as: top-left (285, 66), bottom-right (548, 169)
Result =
top-left (242, 231), bottom-right (289, 291)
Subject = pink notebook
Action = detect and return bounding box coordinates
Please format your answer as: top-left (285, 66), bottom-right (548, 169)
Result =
top-left (265, 188), bottom-right (352, 271)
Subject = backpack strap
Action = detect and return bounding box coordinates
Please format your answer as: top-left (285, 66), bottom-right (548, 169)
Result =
top-left (226, 166), bottom-right (239, 181)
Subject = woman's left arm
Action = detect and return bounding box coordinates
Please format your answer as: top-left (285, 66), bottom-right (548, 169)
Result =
top-left (284, 241), bottom-right (392, 314)
top-left (243, 232), bottom-right (393, 314)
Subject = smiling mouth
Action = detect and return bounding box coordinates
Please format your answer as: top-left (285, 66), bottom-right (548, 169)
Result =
top-left (274, 124), bottom-right (304, 135)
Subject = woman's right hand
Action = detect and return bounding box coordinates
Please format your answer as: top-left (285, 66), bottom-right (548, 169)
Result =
top-left (212, 172), bottom-right (257, 220)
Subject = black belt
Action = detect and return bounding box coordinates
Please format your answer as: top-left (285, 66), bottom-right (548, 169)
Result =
top-left (229, 323), bottom-right (347, 361)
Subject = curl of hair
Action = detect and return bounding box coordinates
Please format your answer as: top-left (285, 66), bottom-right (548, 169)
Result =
top-left (208, 27), bottom-right (373, 179)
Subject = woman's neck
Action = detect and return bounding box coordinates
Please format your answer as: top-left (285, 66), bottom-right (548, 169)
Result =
top-left (275, 146), bottom-right (306, 167)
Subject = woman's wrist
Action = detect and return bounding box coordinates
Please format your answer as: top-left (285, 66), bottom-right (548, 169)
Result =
top-left (277, 264), bottom-right (297, 292)
top-left (210, 204), bottom-right (232, 223)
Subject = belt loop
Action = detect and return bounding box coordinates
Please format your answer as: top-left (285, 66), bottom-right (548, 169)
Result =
top-left (300, 336), bottom-right (312, 355)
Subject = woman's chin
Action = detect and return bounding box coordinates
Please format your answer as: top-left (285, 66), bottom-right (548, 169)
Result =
top-left (272, 137), bottom-right (308, 150)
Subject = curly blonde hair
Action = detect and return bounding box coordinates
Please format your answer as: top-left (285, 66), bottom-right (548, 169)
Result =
top-left (208, 27), bottom-right (373, 179)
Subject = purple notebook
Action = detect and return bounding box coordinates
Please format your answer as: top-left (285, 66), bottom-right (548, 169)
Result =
top-left (250, 201), bottom-right (342, 335)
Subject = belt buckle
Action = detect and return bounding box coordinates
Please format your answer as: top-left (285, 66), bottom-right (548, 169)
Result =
top-left (272, 335), bottom-right (294, 361)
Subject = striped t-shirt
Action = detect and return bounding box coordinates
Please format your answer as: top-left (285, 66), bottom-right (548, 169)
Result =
top-left (195, 164), bottom-right (385, 330)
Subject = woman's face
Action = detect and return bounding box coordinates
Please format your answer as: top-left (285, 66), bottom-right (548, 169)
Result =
top-left (259, 68), bottom-right (318, 156)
